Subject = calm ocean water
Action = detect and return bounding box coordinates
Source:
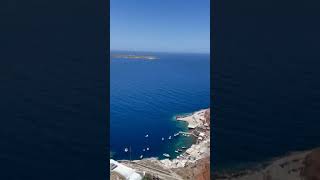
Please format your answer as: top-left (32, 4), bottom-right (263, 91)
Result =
top-left (110, 52), bottom-right (210, 160)
top-left (213, 15), bottom-right (320, 171)
top-left (1, 1), bottom-right (107, 178)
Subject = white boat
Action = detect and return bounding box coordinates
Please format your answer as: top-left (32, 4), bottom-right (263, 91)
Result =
top-left (168, 136), bottom-right (172, 140)
top-left (181, 146), bottom-right (187, 149)
top-left (161, 137), bottom-right (164, 141)
top-left (140, 155), bottom-right (143, 159)
top-left (145, 134), bottom-right (149, 138)
top-left (143, 149), bottom-right (145, 152)
top-left (175, 150), bottom-right (179, 153)
top-left (174, 133), bottom-right (179, 137)
top-left (124, 148), bottom-right (128, 152)
top-left (146, 147), bottom-right (149, 151)
top-left (163, 153), bottom-right (170, 158)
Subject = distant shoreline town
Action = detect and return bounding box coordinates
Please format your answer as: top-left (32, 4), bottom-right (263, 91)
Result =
top-left (110, 108), bottom-right (211, 180)
top-left (111, 54), bottom-right (158, 60)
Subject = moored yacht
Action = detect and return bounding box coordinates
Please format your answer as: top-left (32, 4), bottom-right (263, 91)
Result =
top-left (163, 153), bottom-right (170, 158)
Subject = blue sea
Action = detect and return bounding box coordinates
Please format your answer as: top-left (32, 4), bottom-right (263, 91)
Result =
top-left (1, 1), bottom-right (108, 178)
top-left (213, 15), bottom-right (320, 171)
top-left (110, 52), bottom-right (210, 160)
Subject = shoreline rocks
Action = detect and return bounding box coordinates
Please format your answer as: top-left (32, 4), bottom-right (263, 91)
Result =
top-left (214, 148), bottom-right (320, 180)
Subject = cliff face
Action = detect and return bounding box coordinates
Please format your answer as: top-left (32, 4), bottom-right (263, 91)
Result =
top-left (302, 148), bottom-right (320, 180)
top-left (174, 157), bottom-right (210, 180)
top-left (204, 109), bottom-right (210, 126)
top-left (195, 157), bottom-right (211, 180)
top-left (195, 109), bottom-right (210, 180)
top-left (214, 148), bottom-right (320, 180)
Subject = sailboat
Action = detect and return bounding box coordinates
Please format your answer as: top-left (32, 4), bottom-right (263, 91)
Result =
top-left (124, 148), bottom-right (128, 152)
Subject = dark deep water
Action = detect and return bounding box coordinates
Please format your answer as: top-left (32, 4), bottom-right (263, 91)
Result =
top-left (213, 13), bottom-right (320, 171)
top-left (110, 52), bottom-right (210, 160)
top-left (0, 0), bottom-right (108, 179)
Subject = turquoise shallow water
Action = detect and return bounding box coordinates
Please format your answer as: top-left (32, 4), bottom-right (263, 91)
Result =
top-left (110, 52), bottom-right (210, 160)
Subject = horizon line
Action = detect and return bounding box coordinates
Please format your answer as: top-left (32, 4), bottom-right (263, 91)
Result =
top-left (110, 49), bottom-right (210, 55)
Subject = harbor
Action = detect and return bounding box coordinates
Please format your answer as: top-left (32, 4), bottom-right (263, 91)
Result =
top-left (110, 108), bottom-right (210, 179)
top-left (121, 130), bottom-right (194, 161)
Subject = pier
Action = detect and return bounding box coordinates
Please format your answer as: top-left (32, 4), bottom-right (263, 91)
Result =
top-left (178, 131), bottom-right (198, 137)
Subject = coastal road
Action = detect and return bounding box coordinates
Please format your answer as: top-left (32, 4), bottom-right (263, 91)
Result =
top-left (124, 161), bottom-right (183, 180)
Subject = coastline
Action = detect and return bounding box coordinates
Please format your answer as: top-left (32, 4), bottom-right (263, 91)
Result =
top-left (111, 54), bottom-right (158, 60)
top-left (214, 148), bottom-right (320, 180)
top-left (111, 108), bottom-right (211, 180)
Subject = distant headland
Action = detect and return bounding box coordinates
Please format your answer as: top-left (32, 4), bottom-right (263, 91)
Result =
top-left (111, 54), bottom-right (159, 60)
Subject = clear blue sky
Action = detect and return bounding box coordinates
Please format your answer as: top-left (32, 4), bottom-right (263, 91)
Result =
top-left (111, 0), bottom-right (210, 53)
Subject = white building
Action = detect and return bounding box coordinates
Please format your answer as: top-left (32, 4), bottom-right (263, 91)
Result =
top-left (199, 132), bottom-right (205, 137)
top-left (110, 159), bottom-right (142, 180)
